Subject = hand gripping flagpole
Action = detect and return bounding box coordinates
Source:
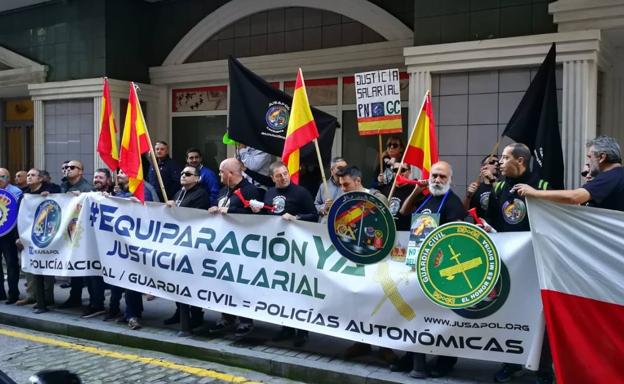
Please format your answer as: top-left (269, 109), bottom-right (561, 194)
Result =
top-left (387, 90), bottom-right (430, 202)
top-left (133, 82), bottom-right (169, 202)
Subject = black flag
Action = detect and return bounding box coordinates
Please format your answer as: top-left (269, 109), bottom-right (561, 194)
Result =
top-left (502, 43), bottom-right (564, 189)
top-left (227, 56), bottom-right (338, 165)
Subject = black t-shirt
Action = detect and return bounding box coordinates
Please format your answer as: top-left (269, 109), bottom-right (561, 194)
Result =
top-left (413, 190), bottom-right (466, 225)
top-left (485, 171), bottom-right (549, 232)
top-left (468, 182), bottom-right (494, 218)
top-left (583, 167), bottom-right (624, 212)
top-left (263, 183), bottom-right (318, 222)
top-left (380, 184), bottom-right (416, 231)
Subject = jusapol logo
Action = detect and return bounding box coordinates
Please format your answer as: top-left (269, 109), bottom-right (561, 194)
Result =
top-left (31, 200), bottom-right (62, 248)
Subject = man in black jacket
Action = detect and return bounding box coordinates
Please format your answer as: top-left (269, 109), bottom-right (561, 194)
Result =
top-left (251, 161), bottom-right (317, 346)
top-left (208, 158), bottom-right (261, 337)
top-left (163, 165), bottom-right (211, 335)
top-left (148, 141), bottom-right (182, 202)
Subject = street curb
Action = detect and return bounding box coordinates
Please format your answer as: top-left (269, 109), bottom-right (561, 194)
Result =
top-left (0, 308), bottom-right (404, 384)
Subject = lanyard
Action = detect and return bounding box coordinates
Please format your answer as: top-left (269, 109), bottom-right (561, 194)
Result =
top-left (415, 190), bottom-right (449, 215)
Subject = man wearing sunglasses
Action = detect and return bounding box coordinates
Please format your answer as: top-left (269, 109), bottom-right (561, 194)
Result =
top-left (163, 166), bottom-right (210, 335)
top-left (0, 168), bottom-right (23, 304)
top-left (58, 160), bottom-right (93, 310)
top-left (380, 163), bottom-right (416, 231)
top-left (464, 155), bottom-right (500, 218)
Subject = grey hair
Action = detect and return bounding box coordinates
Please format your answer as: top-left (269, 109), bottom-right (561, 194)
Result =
top-left (330, 157), bottom-right (346, 167)
top-left (269, 160), bottom-right (287, 176)
top-left (587, 135), bottom-right (621, 163)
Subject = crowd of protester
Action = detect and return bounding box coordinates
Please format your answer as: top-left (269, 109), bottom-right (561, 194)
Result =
top-left (1, 135), bottom-right (622, 384)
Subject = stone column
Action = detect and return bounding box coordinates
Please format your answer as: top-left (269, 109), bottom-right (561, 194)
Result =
top-left (93, 96), bottom-right (105, 170)
top-left (408, 71), bottom-right (431, 132)
top-left (33, 99), bottom-right (45, 169)
top-left (561, 59), bottom-right (597, 188)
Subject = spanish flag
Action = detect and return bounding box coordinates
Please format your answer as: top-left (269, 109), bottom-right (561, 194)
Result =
top-left (403, 92), bottom-right (438, 179)
top-left (97, 78), bottom-right (119, 170)
top-left (281, 69), bottom-right (319, 184)
top-left (119, 83), bottom-right (150, 202)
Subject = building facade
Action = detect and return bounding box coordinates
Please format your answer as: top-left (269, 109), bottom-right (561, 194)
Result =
top-left (0, 0), bottom-right (620, 193)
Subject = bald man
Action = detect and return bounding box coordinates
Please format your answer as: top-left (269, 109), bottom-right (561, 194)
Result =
top-left (207, 158), bottom-right (262, 338)
top-left (208, 158), bottom-right (262, 214)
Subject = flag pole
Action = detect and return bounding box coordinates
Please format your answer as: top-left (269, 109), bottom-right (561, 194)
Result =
top-left (387, 90), bottom-right (429, 202)
top-left (313, 139), bottom-right (329, 197)
top-left (378, 134), bottom-right (383, 174)
top-left (133, 82), bottom-right (169, 202)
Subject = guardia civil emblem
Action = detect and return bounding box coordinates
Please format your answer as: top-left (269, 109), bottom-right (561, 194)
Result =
top-left (0, 189), bottom-right (19, 236)
top-left (416, 222), bottom-right (500, 309)
top-left (31, 200), bottom-right (62, 248)
top-left (327, 191), bottom-right (395, 265)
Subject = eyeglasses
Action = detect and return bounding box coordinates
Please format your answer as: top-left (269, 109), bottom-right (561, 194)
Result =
top-left (0, 175), bottom-right (8, 179)
top-left (387, 143), bottom-right (400, 149)
top-left (486, 160), bottom-right (499, 165)
top-left (392, 167), bottom-right (409, 173)
top-left (581, 170), bottom-right (589, 177)
top-left (66, 165), bottom-right (81, 170)
top-left (181, 172), bottom-right (196, 177)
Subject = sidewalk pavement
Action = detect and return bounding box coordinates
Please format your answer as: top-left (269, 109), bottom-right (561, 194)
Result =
top-left (0, 279), bottom-right (536, 384)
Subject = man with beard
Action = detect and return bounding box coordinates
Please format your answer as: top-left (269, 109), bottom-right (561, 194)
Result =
top-left (164, 165), bottom-right (211, 335)
top-left (398, 160), bottom-right (465, 379)
top-left (464, 154), bottom-right (500, 218)
top-left (185, 148), bottom-right (219, 206)
top-left (80, 168), bottom-right (113, 319)
top-left (208, 158), bottom-right (261, 338)
top-left (482, 143), bottom-right (552, 383)
top-left (251, 161), bottom-right (317, 347)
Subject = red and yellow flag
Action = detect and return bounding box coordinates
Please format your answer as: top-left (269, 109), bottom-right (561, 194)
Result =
top-left (97, 78), bottom-right (119, 170)
top-left (119, 82), bottom-right (150, 202)
top-left (281, 69), bottom-right (319, 184)
top-left (403, 92), bottom-right (438, 179)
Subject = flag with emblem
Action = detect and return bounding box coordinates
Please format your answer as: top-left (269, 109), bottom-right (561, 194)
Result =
top-left (402, 92), bottom-right (438, 179)
top-left (119, 82), bottom-right (150, 202)
top-left (97, 77), bottom-right (119, 170)
top-left (281, 69), bottom-right (319, 184)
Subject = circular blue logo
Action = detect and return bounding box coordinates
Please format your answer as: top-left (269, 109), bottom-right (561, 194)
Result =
top-left (265, 102), bottom-right (290, 133)
top-left (31, 200), bottom-right (62, 248)
top-left (327, 191), bottom-right (396, 265)
top-left (0, 189), bottom-right (19, 237)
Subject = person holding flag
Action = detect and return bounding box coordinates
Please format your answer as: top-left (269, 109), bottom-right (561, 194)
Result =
top-left (119, 82), bottom-right (151, 203)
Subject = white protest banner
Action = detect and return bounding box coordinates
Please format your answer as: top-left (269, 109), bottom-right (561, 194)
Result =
top-left (18, 193), bottom-right (543, 367)
top-left (355, 69), bottom-right (402, 136)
